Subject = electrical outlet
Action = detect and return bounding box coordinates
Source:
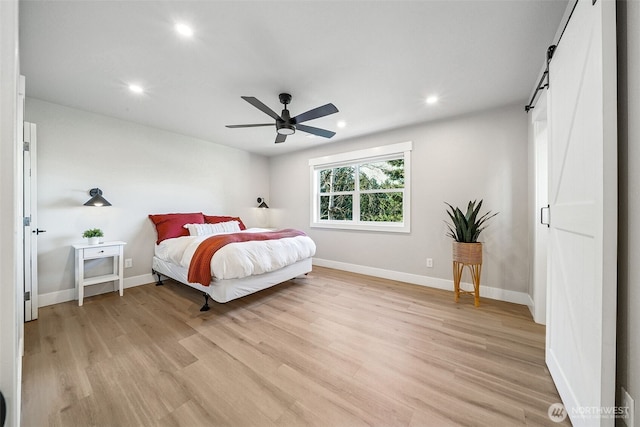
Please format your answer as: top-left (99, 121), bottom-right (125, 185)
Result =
top-left (426, 258), bottom-right (433, 268)
top-left (124, 258), bottom-right (133, 268)
top-left (622, 387), bottom-right (634, 427)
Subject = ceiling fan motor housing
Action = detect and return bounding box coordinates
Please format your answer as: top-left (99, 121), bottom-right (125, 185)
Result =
top-left (277, 106), bottom-right (295, 135)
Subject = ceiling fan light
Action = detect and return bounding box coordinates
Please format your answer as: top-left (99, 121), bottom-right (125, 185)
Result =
top-left (277, 124), bottom-right (295, 135)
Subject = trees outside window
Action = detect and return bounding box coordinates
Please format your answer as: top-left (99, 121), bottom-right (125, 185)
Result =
top-left (310, 142), bottom-right (411, 233)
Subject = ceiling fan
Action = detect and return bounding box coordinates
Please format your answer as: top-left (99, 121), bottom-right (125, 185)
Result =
top-left (226, 93), bottom-right (339, 144)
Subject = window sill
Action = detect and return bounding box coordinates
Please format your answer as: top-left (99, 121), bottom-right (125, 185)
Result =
top-left (310, 221), bottom-right (410, 233)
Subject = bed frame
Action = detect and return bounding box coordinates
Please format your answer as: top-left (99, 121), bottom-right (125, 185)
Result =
top-left (151, 256), bottom-right (312, 311)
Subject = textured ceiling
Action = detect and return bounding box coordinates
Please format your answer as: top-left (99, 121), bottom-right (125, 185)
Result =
top-left (19, 0), bottom-right (568, 156)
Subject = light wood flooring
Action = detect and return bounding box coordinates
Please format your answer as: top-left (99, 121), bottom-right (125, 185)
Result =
top-left (22, 266), bottom-right (569, 427)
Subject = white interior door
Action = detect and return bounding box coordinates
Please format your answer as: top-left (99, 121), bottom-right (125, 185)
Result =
top-left (546, 1), bottom-right (617, 426)
top-left (23, 121), bottom-right (38, 321)
top-left (531, 90), bottom-right (549, 325)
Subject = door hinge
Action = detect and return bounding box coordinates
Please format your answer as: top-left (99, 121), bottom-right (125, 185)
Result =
top-left (24, 291), bottom-right (31, 301)
top-left (23, 216), bottom-right (31, 226)
top-left (23, 140), bottom-right (30, 151)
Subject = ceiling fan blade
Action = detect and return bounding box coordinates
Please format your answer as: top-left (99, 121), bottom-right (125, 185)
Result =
top-left (241, 96), bottom-right (281, 121)
top-left (292, 103), bottom-right (339, 124)
top-left (296, 124), bottom-right (336, 139)
top-left (225, 123), bottom-right (273, 128)
top-left (275, 133), bottom-right (287, 144)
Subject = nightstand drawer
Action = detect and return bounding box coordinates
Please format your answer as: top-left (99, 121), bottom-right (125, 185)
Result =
top-left (84, 245), bottom-right (120, 259)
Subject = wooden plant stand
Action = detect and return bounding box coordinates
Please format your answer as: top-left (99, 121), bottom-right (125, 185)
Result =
top-left (452, 242), bottom-right (483, 307)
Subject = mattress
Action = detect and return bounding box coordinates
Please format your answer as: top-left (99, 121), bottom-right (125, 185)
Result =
top-left (154, 227), bottom-right (316, 280)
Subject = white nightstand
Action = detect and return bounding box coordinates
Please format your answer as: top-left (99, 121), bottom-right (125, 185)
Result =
top-left (73, 241), bottom-right (126, 306)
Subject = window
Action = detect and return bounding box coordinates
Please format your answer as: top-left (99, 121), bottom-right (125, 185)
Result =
top-left (309, 141), bottom-right (411, 232)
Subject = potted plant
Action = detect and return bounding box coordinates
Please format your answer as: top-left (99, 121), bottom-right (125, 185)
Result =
top-left (82, 228), bottom-right (104, 245)
top-left (445, 200), bottom-right (497, 306)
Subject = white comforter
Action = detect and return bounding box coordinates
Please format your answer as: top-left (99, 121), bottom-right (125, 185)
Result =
top-left (154, 228), bottom-right (316, 280)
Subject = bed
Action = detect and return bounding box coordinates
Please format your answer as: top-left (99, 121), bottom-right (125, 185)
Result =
top-left (149, 212), bottom-right (316, 310)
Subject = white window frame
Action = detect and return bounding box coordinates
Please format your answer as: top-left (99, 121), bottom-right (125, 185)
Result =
top-left (309, 141), bottom-right (411, 233)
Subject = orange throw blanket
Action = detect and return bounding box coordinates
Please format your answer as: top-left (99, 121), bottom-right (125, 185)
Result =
top-left (187, 229), bottom-right (307, 286)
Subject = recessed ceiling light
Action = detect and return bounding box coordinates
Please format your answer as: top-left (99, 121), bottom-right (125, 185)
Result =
top-left (426, 95), bottom-right (439, 105)
top-left (175, 23), bottom-right (194, 37)
top-left (129, 84), bottom-right (144, 94)
top-left (337, 120), bottom-right (347, 129)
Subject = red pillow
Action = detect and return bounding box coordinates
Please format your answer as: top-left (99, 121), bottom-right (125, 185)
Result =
top-left (149, 212), bottom-right (205, 244)
top-left (204, 215), bottom-right (246, 230)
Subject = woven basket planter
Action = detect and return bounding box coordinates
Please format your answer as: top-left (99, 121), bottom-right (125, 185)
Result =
top-left (452, 242), bottom-right (483, 264)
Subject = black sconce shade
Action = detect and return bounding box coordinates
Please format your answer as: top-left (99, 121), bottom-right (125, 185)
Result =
top-left (84, 188), bottom-right (112, 207)
top-left (257, 197), bottom-right (269, 209)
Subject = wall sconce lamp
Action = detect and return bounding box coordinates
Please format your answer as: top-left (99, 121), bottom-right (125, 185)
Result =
top-left (257, 197), bottom-right (269, 209)
top-left (84, 188), bottom-right (112, 207)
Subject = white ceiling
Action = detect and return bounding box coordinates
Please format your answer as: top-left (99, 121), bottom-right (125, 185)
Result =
top-left (19, 0), bottom-right (568, 157)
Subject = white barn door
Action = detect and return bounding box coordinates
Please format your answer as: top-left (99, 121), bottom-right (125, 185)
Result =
top-left (546, 1), bottom-right (617, 426)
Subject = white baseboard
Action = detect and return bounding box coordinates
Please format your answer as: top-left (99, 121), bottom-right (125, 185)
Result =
top-left (39, 264), bottom-right (531, 308)
top-left (38, 288), bottom-right (75, 307)
top-left (312, 258), bottom-right (530, 306)
top-left (125, 273), bottom-right (156, 289)
top-left (526, 294), bottom-right (536, 319)
top-left (38, 273), bottom-right (156, 307)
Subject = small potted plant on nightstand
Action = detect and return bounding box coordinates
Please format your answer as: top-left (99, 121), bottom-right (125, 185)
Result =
top-left (82, 228), bottom-right (104, 245)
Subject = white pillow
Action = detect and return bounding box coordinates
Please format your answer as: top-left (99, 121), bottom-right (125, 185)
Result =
top-left (183, 221), bottom-right (241, 236)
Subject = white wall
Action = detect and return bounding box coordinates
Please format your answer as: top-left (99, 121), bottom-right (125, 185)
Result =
top-left (269, 104), bottom-right (529, 302)
top-left (25, 98), bottom-right (270, 303)
top-left (616, 0), bottom-right (640, 418)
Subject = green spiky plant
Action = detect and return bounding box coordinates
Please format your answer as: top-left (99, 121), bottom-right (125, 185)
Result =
top-left (445, 200), bottom-right (497, 243)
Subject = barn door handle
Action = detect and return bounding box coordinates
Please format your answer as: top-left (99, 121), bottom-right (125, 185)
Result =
top-left (32, 229), bottom-right (46, 235)
top-left (540, 205), bottom-right (550, 228)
